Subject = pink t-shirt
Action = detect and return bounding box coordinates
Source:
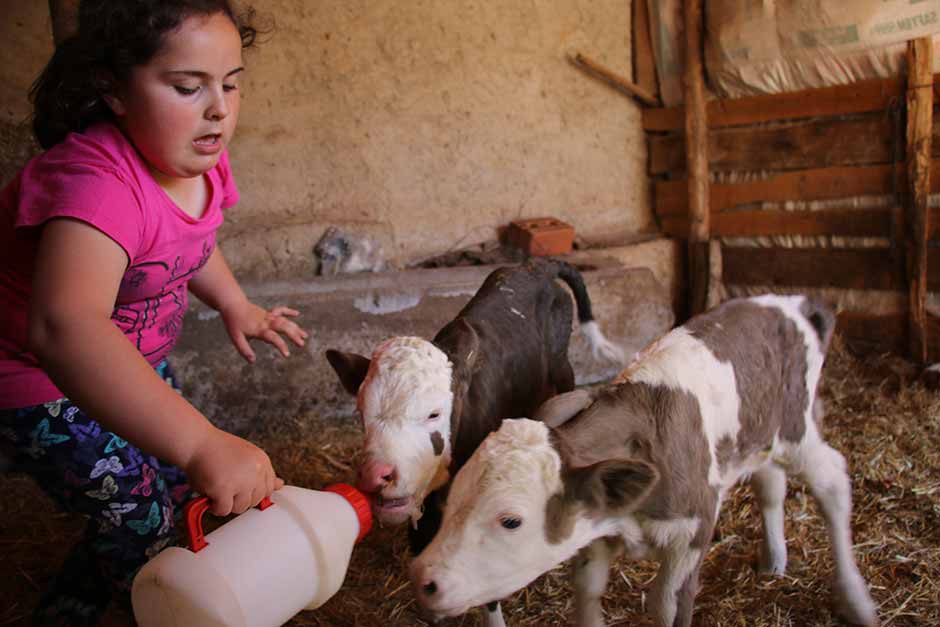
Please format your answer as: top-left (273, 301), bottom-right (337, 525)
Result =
top-left (0, 122), bottom-right (239, 409)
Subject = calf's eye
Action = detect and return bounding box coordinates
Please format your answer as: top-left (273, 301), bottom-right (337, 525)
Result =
top-left (428, 411), bottom-right (440, 421)
top-left (500, 516), bottom-right (522, 530)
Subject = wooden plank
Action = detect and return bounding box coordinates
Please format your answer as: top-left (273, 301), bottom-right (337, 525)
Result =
top-left (632, 0), bottom-right (659, 100)
top-left (684, 0), bottom-right (709, 317)
top-left (723, 244), bottom-right (940, 291)
top-left (664, 209), bottom-right (940, 238)
top-left (722, 247), bottom-right (904, 291)
top-left (570, 53), bottom-right (660, 107)
top-left (837, 311), bottom-right (907, 357)
top-left (838, 311), bottom-right (940, 361)
top-left (659, 207), bottom-right (894, 239)
top-left (906, 38), bottom-right (934, 364)
top-left (648, 112), bottom-right (940, 175)
top-left (642, 73), bottom-right (940, 132)
top-left (654, 160), bottom-right (940, 218)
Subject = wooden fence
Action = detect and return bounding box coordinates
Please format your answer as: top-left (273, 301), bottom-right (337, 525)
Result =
top-left (637, 4), bottom-right (937, 363)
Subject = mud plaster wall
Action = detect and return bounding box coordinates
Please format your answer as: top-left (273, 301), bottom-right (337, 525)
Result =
top-left (0, 1), bottom-right (651, 280)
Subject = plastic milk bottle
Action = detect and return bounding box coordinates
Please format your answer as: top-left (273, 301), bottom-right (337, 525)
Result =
top-left (131, 483), bottom-right (372, 627)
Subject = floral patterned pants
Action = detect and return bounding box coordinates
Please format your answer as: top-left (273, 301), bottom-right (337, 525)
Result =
top-left (0, 361), bottom-right (193, 626)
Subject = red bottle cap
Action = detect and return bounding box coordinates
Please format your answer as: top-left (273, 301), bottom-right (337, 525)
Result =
top-left (324, 483), bottom-right (373, 543)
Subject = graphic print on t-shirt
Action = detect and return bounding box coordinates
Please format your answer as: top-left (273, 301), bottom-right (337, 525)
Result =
top-left (112, 241), bottom-right (214, 360)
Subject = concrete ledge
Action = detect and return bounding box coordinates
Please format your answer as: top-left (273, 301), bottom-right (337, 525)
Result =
top-left (174, 251), bottom-right (675, 435)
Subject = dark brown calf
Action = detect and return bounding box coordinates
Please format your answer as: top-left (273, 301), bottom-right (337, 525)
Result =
top-left (326, 258), bottom-right (621, 626)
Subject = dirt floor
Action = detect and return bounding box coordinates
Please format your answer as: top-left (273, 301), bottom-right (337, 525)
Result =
top-left (1, 337), bottom-right (938, 626)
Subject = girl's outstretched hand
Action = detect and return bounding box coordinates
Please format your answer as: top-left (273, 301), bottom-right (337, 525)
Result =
top-left (220, 300), bottom-right (309, 363)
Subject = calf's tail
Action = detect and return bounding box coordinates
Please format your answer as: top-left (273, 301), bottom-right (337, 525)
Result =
top-left (552, 260), bottom-right (625, 364)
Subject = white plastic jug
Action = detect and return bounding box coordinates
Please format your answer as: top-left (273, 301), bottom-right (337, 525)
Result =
top-left (131, 483), bottom-right (372, 627)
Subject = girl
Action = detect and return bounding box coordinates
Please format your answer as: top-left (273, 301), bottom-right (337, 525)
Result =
top-left (0, 1), bottom-right (306, 624)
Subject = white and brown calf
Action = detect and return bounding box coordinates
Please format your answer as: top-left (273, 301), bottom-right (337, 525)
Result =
top-left (410, 294), bottom-right (878, 627)
top-left (326, 258), bottom-right (622, 625)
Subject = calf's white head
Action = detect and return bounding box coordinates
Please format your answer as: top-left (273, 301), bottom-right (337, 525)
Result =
top-left (409, 414), bottom-right (658, 618)
top-left (326, 336), bottom-right (457, 526)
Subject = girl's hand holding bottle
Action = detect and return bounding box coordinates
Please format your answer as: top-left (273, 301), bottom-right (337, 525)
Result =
top-left (183, 425), bottom-right (285, 517)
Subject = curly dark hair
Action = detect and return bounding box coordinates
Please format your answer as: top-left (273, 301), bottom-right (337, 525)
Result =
top-left (30, 0), bottom-right (259, 149)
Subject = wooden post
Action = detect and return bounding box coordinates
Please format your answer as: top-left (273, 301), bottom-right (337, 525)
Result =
top-left (48, 0), bottom-right (80, 45)
top-left (570, 53), bottom-right (661, 107)
top-left (684, 0), bottom-right (709, 317)
top-left (906, 37), bottom-right (934, 364)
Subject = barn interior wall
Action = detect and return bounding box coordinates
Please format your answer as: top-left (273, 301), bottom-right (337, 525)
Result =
top-left (0, 1), bottom-right (653, 280)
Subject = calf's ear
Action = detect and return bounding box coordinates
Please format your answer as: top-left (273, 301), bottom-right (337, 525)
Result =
top-left (534, 390), bottom-right (594, 428)
top-left (432, 320), bottom-right (480, 433)
top-left (547, 458), bottom-right (658, 544)
top-left (325, 349), bottom-right (371, 395)
top-left (442, 319), bottom-right (480, 418)
top-left (577, 458), bottom-right (658, 514)
top-left (436, 319), bottom-right (480, 374)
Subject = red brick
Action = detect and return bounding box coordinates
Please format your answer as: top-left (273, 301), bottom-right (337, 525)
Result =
top-left (506, 217), bottom-right (575, 256)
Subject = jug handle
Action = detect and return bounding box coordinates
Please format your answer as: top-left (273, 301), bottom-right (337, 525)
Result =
top-left (184, 495), bottom-right (274, 553)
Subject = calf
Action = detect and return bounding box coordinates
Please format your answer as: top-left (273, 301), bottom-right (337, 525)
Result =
top-left (410, 294), bottom-right (878, 627)
top-left (326, 258), bottom-right (622, 625)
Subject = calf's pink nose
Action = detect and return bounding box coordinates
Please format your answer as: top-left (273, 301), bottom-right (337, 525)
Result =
top-left (357, 460), bottom-right (397, 492)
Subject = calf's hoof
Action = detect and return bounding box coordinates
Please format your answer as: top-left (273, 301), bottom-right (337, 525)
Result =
top-left (836, 601), bottom-right (879, 627)
top-left (756, 549), bottom-right (787, 576)
top-left (834, 577), bottom-right (878, 626)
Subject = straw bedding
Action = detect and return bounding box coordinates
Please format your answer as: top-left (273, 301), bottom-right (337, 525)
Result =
top-left (1, 337), bottom-right (938, 626)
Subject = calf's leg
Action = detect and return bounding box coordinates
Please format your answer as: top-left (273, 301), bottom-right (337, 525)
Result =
top-left (798, 439), bottom-right (878, 626)
top-left (572, 538), bottom-right (617, 627)
top-left (649, 532), bottom-right (706, 627)
top-left (671, 552), bottom-right (705, 627)
top-left (751, 463), bottom-right (788, 575)
top-left (481, 601), bottom-right (506, 627)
